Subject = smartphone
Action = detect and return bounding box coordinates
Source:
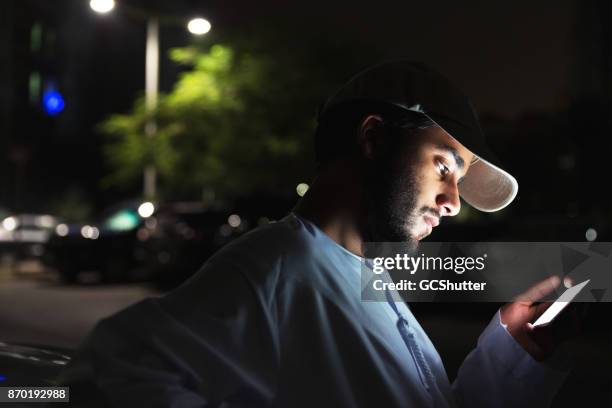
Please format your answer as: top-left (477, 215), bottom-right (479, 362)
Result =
top-left (532, 279), bottom-right (590, 328)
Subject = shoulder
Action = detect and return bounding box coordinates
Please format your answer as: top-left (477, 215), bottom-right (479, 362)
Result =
top-left (206, 214), bottom-right (320, 276)
top-left (162, 215), bottom-right (322, 305)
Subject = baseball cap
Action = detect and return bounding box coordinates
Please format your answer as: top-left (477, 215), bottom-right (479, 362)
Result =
top-left (318, 60), bottom-right (518, 213)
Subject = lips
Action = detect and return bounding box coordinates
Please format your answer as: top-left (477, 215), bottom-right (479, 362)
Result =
top-left (423, 215), bottom-right (440, 228)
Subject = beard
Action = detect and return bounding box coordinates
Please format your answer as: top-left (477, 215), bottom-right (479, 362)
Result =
top-left (362, 138), bottom-right (421, 258)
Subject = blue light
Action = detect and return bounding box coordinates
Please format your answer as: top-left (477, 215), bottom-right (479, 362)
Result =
top-left (0, 374), bottom-right (6, 382)
top-left (42, 90), bottom-right (65, 116)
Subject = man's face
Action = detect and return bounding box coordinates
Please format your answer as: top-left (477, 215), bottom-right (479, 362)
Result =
top-left (365, 124), bottom-right (474, 243)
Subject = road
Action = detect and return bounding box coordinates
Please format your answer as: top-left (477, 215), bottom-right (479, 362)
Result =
top-left (0, 272), bottom-right (160, 349)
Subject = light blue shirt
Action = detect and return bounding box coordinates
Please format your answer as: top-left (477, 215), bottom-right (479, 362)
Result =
top-left (63, 214), bottom-right (568, 407)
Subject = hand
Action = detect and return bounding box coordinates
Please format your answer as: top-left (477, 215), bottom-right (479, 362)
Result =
top-left (500, 276), bottom-right (561, 362)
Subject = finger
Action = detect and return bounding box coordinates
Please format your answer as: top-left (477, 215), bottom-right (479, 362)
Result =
top-left (563, 276), bottom-right (574, 288)
top-left (515, 276), bottom-right (561, 304)
top-left (534, 301), bottom-right (554, 318)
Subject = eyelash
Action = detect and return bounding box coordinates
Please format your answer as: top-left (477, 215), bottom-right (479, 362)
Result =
top-left (437, 159), bottom-right (466, 185)
top-left (436, 160), bottom-right (450, 177)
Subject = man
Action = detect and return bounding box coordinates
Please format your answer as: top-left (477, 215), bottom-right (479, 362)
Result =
top-left (63, 61), bottom-right (569, 407)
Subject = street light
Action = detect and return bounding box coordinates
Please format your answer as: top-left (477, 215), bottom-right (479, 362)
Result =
top-left (187, 18), bottom-right (212, 35)
top-left (89, 0), bottom-right (115, 14)
top-left (89, 2), bottom-right (211, 198)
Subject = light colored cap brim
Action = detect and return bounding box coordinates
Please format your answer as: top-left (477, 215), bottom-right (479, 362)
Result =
top-left (418, 111), bottom-right (519, 213)
top-left (458, 157), bottom-right (519, 212)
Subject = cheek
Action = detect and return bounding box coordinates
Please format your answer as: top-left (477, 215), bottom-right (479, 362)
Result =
top-left (410, 161), bottom-right (433, 197)
top-left (411, 171), bottom-right (441, 211)
top-left (415, 186), bottom-right (433, 208)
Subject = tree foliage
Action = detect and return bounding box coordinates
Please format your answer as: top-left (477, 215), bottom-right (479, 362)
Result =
top-left (100, 31), bottom-right (383, 201)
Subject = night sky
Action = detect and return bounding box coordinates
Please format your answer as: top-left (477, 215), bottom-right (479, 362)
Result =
top-left (81, 0), bottom-right (581, 118)
top-left (203, 0), bottom-right (579, 118)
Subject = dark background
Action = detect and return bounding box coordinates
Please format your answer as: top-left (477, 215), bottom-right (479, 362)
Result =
top-left (2, 0), bottom-right (611, 227)
top-left (1, 0), bottom-right (611, 406)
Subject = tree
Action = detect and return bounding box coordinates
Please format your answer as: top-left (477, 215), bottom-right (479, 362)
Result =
top-left (100, 31), bottom-right (384, 201)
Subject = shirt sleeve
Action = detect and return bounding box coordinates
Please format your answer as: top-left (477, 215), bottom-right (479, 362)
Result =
top-left (451, 309), bottom-right (570, 408)
top-left (59, 257), bottom-right (280, 408)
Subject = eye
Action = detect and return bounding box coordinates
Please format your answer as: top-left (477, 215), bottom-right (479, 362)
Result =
top-left (436, 160), bottom-right (450, 177)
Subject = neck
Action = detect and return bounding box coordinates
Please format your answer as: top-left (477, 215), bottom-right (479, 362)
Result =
top-left (293, 160), bottom-right (366, 257)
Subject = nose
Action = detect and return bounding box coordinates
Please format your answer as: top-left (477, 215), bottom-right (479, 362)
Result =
top-left (436, 181), bottom-right (461, 217)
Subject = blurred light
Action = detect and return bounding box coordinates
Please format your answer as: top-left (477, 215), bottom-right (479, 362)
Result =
top-left (55, 223), bottom-right (69, 237)
top-left (296, 183), bottom-right (309, 197)
top-left (30, 23), bottom-right (42, 53)
top-left (228, 214), bottom-right (241, 228)
top-left (585, 228), bottom-right (597, 242)
top-left (181, 227), bottom-right (195, 240)
top-left (81, 225), bottom-right (99, 239)
top-left (0, 374), bottom-right (6, 382)
top-left (37, 215), bottom-right (55, 228)
top-left (81, 225), bottom-right (93, 239)
top-left (187, 18), bottom-right (211, 35)
top-left (28, 72), bottom-right (41, 105)
top-left (2, 217), bottom-right (17, 232)
top-left (563, 276), bottom-right (573, 289)
top-left (105, 209), bottom-right (139, 231)
top-left (42, 90), bottom-right (65, 116)
top-left (90, 0), bottom-right (115, 14)
top-left (145, 217), bottom-right (157, 229)
top-left (137, 228), bottom-right (150, 242)
top-left (138, 202), bottom-right (155, 218)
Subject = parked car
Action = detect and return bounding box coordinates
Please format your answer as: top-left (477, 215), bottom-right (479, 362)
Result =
top-left (0, 213), bottom-right (60, 261)
top-left (43, 201), bottom-right (253, 286)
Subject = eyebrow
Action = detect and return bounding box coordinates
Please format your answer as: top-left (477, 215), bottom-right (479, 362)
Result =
top-left (436, 144), bottom-right (465, 170)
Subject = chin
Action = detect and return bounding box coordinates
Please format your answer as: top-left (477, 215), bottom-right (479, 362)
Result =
top-left (415, 233), bottom-right (429, 242)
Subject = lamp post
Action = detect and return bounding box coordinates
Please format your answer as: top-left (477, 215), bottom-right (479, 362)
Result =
top-left (90, 1), bottom-right (211, 199)
top-left (143, 17), bottom-right (159, 199)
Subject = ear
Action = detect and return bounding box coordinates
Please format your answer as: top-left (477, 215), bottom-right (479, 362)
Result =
top-left (358, 115), bottom-right (385, 159)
